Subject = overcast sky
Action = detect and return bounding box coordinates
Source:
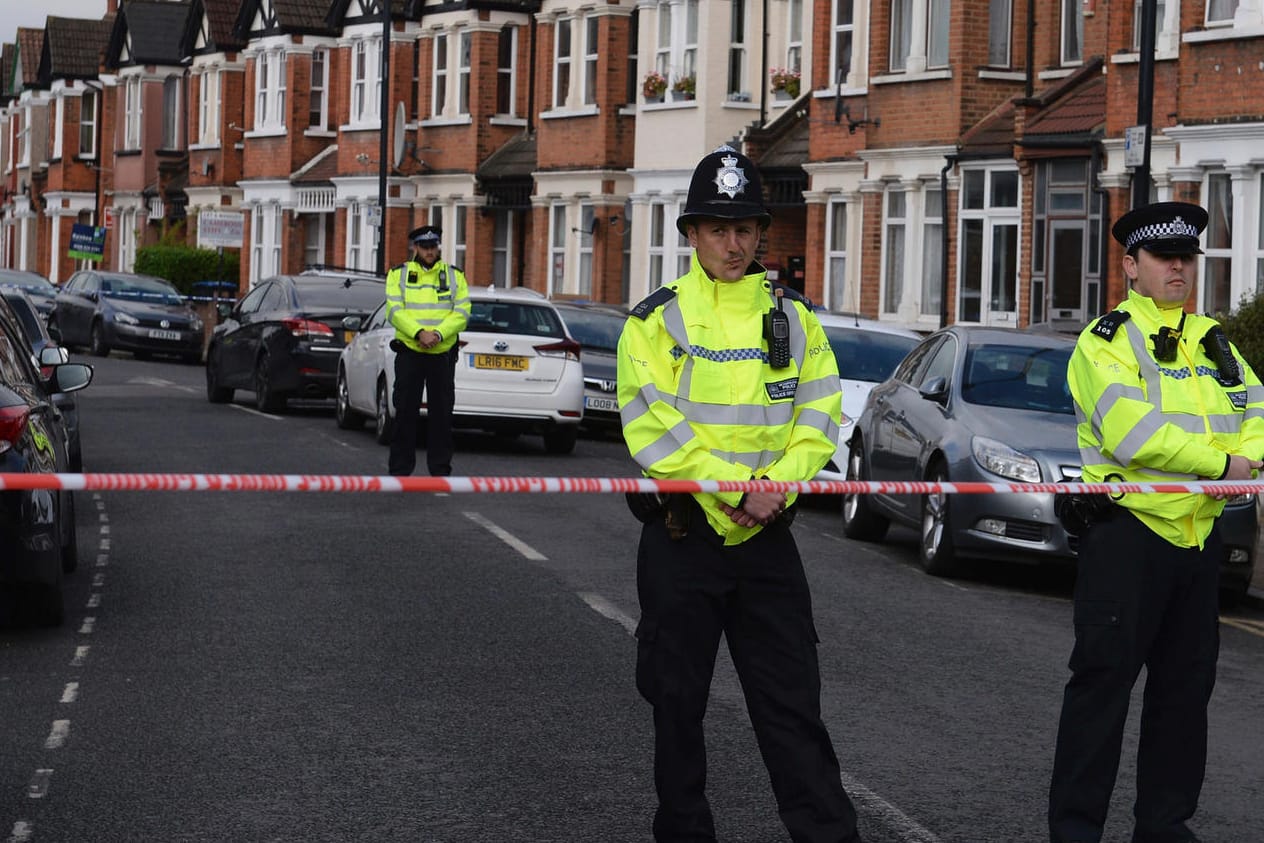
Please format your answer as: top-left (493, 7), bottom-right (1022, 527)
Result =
top-left (0, 1), bottom-right (109, 50)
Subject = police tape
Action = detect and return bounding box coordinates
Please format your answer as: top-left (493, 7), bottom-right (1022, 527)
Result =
top-left (1, 473), bottom-right (1263, 496)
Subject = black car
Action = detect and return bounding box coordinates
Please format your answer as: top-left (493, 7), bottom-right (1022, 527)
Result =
top-left (49, 270), bottom-right (204, 362)
top-left (0, 268), bottom-right (58, 320)
top-left (206, 270), bottom-right (385, 413)
top-left (0, 295), bottom-right (93, 627)
top-left (0, 287), bottom-right (83, 471)
top-left (552, 301), bottom-right (627, 433)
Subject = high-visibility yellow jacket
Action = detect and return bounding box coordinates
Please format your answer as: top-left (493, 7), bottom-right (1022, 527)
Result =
top-left (617, 255), bottom-right (842, 545)
top-left (385, 260), bottom-right (470, 354)
top-left (1068, 288), bottom-right (1264, 548)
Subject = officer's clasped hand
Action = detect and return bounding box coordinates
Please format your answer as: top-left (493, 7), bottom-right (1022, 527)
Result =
top-left (719, 491), bottom-right (786, 527)
top-left (1208, 455), bottom-right (1263, 500)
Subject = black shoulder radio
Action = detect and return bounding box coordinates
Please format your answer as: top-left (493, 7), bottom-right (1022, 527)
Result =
top-left (764, 290), bottom-right (791, 369)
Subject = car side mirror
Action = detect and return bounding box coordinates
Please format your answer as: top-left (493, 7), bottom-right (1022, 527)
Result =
top-left (86, 291), bottom-right (98, 302)
top-left (38, 346), bottom-right (70, 366)
top-left (919, 376), bottom-right (949, 405)
top-left (342, 315), bottom-right (363, 332)
top-left (216, 302), bottom-right (233, 320)
top-left (46, 362), bottom-right (93, 394)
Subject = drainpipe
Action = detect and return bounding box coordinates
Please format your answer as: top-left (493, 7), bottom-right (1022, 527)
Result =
top-left (939, 153), bottom-right (956, 329)
top-left (526, 15), bottom-right (537, 134)
top-left (376, 4), bottom-right (391, 277)
top-left (759, 0), bottom-right (769, 126)
top-left (1091, 141), bottom-right (1110, 315)
top-left (1025, 0), bottom-right (1035, 99)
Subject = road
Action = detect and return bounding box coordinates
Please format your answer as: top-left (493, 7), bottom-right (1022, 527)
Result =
top-left (2, 354), bottom-right (1262, 843)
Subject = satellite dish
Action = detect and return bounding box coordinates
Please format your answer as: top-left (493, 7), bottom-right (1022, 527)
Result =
top-left (392, 102), bottom-right (406, 168)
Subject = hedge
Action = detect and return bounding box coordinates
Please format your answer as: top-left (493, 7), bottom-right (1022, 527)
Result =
top-left (134, 243), bottom-right (240, 298)
top-left (1220, 294), bottom-right (1264, 378)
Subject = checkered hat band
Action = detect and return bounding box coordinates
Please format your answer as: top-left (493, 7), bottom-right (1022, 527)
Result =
top-left (1126, 220), bottom-right (1199, 249)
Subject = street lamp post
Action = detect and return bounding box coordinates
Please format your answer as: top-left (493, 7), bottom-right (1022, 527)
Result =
top-left (1132, 0), bottom-right (1158, 209)
top-left (376, 0), bottom-right (391, 277)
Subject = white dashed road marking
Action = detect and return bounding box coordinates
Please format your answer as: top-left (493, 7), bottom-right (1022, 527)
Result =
top-left (462, 512), bottom-right (547, 560)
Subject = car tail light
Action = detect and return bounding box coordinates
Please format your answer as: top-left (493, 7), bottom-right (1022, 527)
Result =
top-left (281, 318), bottom-right (334, 339)
top-left (0, 404), bottom-right (30, 455)
top-left (533, 338), bottom-right (580, 361)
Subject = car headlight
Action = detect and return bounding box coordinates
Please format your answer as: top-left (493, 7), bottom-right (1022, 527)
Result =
top-left (971, 435), bottom-right (1042, 482)
top-left (113, 311), bottom-right (139, 325)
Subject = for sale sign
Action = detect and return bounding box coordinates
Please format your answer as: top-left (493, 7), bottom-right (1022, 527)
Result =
top-left (68, 224), bottom-right (106, 262)
top-left (198, 210), bottom-right (246, 249)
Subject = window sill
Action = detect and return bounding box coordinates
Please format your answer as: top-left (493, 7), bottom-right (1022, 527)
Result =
top-left (489, 115), bottom-right (528, 127)
top-left (540, 105), bottom-right (600, 120)
top-left (303, 129), bottom-right (337, 138)
top-left (1183, 24), bottom-right (1264, 44)
top-left (244, 128), bottom-right (287, 139)
top-left (871, 69), bottom-right (952, 85)
top-left (812, 85), bottom-right (869, 99)
top-left (1036, 67), bottom-right (1077, 81)
top-left (419, 115), bottom-right (473, 128)
top-left (339, 122), bottom-right (386, 133)
top-left (1110, 50), bottom-right (1179, 64)
top-left (639, 100), bottom-right (695, 112)
top-left (977, 69), bottom-right (1026, 81)
top-left (189, 142), bottom-right (223, 151)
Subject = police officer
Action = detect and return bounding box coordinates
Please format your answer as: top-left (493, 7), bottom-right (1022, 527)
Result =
top-left (385, 224), bottom-right (470, 477)
top-left (1048, 201), bottom-right (1264, 843)
top-left (617, 145), bottom-right (862, 843)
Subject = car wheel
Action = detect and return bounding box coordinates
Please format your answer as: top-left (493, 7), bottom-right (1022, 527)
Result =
top-left (374, 380), bottom-right (395, 445)
top-left (60, 492), bottom-right (78, 574)
top-left (543, 425), bottom-right (578, 455)
top-left (336, 367), bottom-right (365, 430)
top-left (47, 316), bottom-right (69, 349)
top-left (919, 461), bottom-right (960, 577)
top-left (254, 356), bottom-right (286, 414)
top-left (89, 320), bottom-right (110, 357)
top-left (841, 438), bottom-right (890, 541)
top-left (205, 347), bottom-right (233, 403)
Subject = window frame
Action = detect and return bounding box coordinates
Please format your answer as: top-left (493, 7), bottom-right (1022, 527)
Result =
top-left (432, 33), bottom-right (448, 117)
top-left (79, 88), bottom-right (98, 157)
top-left (496, 27), bottom-right (518, 116)
top-left (197, 68), bottom-right (220, 146)
top-left (554, 17), bottom-right (573, 108)
top-left (309, 48), bottom-right (329, 130)
top-left (825, 198), bottom-right (848, 309)
top-left (254, 48), bottom-right (287, 132)
top-left (124, 76), bottom-right (143, 150)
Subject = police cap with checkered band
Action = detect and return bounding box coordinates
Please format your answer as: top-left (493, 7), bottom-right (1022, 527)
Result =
top-left (1111, 201), bottom-right (1207, 256)
top-left (675, 145), bottom-right (772, 236)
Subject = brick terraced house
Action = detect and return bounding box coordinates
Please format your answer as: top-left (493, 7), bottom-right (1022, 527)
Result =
top-left (4, 0), bottom-right (1264, 332)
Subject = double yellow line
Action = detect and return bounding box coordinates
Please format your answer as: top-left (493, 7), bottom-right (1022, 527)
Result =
top-left (1221, 615), bottom-right (1264, 638)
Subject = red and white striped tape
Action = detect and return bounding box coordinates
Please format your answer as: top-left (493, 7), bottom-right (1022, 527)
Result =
top-left (0, 473), bottom-right (1261, 496)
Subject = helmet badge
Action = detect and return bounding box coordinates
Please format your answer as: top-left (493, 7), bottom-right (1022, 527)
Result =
top-left (713, 153), bottom-right (749, 199)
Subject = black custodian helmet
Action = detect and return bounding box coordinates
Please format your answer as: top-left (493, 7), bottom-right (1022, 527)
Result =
top-left (675, 145), bottom-right (772, 236)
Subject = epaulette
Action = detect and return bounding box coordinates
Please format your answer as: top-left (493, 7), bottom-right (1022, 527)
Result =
top-left (392, 263), bottom-right (410, 274)
top-left (1090, 310), bottom-right (1131, 341)
top-left (770, 282), bottom-right (811, 309)
top-left (630, 286), bottom-right (677, 320)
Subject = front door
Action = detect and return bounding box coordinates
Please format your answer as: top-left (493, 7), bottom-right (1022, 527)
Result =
top-left (1050, 220), bottom-right (1085, 322)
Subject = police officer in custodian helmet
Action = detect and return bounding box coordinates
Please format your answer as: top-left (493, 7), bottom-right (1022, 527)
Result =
top-left (1048, 201), bottom-right (1264, 843)
top-left (617, 146), bottom-right (862, 842)
top-left (384, 225), bottom-right (471, 477)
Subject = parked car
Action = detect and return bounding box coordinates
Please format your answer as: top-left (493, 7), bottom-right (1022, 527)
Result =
top-left (551, 301), bottom-right (627, 434)
top-left (49, 270), bottom-right (203, 363)
top-left (0, 294), bottom-right (93, 627)
top-left (840, 325), bottom-right (1257, 599)
top-left (205, 270), bottom-right (385, 413)
top-left (0, 268), bottom-right (57, 320)
top-left (813, 311), bottom-right (921, 484)
top-left (0, 287), bottom-right (82, 472)
top-left (336, 286), bottom-right (584, 453)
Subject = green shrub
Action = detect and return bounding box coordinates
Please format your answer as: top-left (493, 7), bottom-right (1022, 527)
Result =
top-left (135, 242), bottom-right (240, 298)
top-left (1220, 293), bottom-right (1264, 377)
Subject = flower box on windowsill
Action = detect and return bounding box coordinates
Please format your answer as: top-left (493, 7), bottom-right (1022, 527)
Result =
top-left (773, 89), bottom-right (794, 101)
top-left (670, 90), bottom-right (695, 102)
top-left (644, 95), bottom-right (663, 105)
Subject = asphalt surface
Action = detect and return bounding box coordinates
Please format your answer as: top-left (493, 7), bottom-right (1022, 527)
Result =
top-left (1, 353), bottom-right (1262, 842)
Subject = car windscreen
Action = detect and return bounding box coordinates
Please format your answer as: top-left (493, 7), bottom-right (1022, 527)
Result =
top-left (294, 277), bottom-right (386, 311)
top-left (962, 344), bottom-right (1074, 414)
top-left (823, 326), bottom-right (920, 383)
top-left (558, 308), bottom-right (625, 351)
top-left (0, 271), bottom-right (55, 290)
top-left (1, 294), bottom-right (44, 344)
top-left (467, 301), bottom-right (565, 338)
top-left (101, 275), bottom-right (183, 305)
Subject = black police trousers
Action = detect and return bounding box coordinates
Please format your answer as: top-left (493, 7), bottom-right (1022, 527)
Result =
top-left (634, 504), bottom-right (861, 843)
top-left (388, 344), bottom-right (457, 477)
top-left (1049, 510), bottom-right (1221, 843)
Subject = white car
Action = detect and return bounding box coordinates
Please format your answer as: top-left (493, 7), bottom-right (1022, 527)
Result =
top-left (336, 286), bottom-right (585, 454)
top-left (813, 311), bottom-right (921, 483)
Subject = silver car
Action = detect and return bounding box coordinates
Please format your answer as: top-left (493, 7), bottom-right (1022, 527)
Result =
top-left (842, 326), bottom-right (1084, 575)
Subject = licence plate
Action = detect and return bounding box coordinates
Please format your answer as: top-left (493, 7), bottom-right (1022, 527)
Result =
top-left (147, 329), bottom-right (181, 341)
top-left (585, 396), bottom-right (619, 412)
top-left (472, 353), bottom-right (528, 371)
